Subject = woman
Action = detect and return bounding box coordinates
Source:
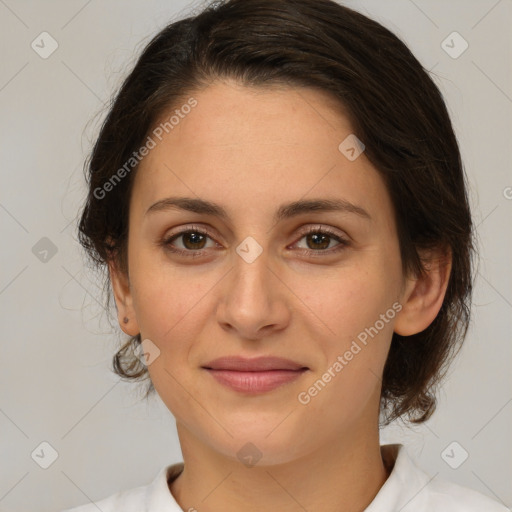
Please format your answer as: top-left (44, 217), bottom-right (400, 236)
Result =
top-left (63, 0), bottom-right (508, 510)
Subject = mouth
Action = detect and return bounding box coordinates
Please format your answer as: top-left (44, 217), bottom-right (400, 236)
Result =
top-left (201, 356), bottom-right (309, 394)
top-left (202, 355), bottom-right (308, 372)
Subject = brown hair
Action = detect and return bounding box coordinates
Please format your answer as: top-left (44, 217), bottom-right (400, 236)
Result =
top-left (78, 0), bottom-right (476, 425)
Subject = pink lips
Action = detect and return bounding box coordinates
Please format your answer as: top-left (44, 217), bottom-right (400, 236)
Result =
top-left (202, 356), bottom-right (308, 394)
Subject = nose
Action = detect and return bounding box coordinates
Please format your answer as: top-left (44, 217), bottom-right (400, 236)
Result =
top-left (216, 252), bottom-right (291, 341)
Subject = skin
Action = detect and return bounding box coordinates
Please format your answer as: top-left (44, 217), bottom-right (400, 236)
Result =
top-left (109, 80), bottom-right (451, 512)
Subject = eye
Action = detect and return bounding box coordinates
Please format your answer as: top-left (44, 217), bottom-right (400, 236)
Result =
top-left (291, 226), bottom-right (349, 255)
top-left (160, 224), bottom-right (349, 258)
top-left (161, 225), bottom-right (218, 257)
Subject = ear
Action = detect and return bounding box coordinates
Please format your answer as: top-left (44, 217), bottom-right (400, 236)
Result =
top-left (394, 245), bottom-right (452, 336)
top-left (108, 258), bottom-right (140, 337)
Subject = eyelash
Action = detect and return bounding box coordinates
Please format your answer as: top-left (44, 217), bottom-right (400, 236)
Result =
top-left (160, 224), bottom-right (349, 258)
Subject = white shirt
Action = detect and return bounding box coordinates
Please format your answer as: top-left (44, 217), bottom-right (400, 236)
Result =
top-left (62, 444), bottom-right (509, 511)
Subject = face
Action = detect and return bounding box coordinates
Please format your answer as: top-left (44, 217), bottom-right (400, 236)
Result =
top-left (113, 80), bottom-right (411, 465)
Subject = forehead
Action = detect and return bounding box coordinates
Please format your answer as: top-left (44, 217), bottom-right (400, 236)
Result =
top-left (131, 81), bottom-right (390, 223)
top-left (151, 80), bottom-right (352, 151)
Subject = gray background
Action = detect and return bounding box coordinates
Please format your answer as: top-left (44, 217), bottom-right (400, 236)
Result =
top-left (0, 0), bottom-right (511, 511)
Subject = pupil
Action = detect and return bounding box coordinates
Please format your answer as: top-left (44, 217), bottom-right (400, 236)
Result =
top-left (308, 233), bottom-right (329, 250)
top-left (185, 232), bottom-right (205, 250)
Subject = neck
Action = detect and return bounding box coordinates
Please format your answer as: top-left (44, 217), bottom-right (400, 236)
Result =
top-left (169, 421), bottom-right (389, 512)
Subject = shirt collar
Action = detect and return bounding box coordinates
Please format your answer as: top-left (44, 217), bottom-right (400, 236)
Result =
top-left (145, 461), bottom-right (184, 511)
top-left (365, 444), bottom-right (431, 511)
top-left (144, 444), bottom-right (429, 511)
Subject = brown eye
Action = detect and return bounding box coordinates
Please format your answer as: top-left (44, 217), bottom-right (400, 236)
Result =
top-left (174, 231), bottom-right (208, 251)
top-left (293, 227), bottom-right (349, 255)
top-left (161, 226), bottom-right (217, 257)
top-left (160, 225), bottom-right (349, 259)
top-left (304, 232), bottom-right (331, 250)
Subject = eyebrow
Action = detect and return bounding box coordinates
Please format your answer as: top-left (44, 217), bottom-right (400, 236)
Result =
top-left (145, 196), bottom-right (371, 223)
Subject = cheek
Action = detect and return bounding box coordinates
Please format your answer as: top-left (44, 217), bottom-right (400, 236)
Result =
top-left (132, 268), bottom-right (212, 417)
top-left (299, 260), bottom-right (397, 341)
top-left (297, 260), bottom-right (397, 399)
top-left (133, 287), bottom-right (208, 369)
top-left (129, 244), bottom-right (211, 340)
top-left (297, 284), bottom-right (395, 432)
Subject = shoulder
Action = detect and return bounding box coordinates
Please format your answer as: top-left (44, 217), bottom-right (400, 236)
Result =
top-left (60, 462), bottom-right (185, 512)
top-left (61, 484), bottom-right (146, 512)
top-left (423, 475), bottom-right (510, 512)
top-left (376, 444), bottom-right (509, 512)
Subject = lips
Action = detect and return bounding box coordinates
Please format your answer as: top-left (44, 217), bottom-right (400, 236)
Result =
top-left (202, 356), bottom-right (308, 372)
top-left (202, 356), bottom-right (309, 394)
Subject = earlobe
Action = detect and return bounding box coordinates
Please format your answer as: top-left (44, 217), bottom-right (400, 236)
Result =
top-left (108, 259), bottom-right (140, 336)
top-left (393, 246), bottom-right (452, 336)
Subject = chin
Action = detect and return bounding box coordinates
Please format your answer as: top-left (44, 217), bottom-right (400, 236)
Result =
top-left (199, 420), bottom-right (312, 467)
